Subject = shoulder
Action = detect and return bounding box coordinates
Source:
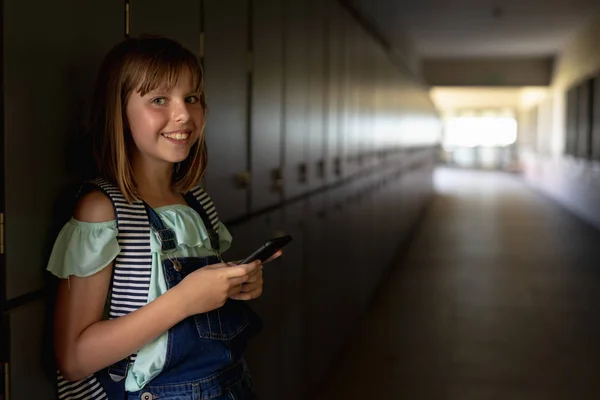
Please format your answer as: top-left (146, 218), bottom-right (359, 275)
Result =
top-left (73, 189), bottom-right (116, 223)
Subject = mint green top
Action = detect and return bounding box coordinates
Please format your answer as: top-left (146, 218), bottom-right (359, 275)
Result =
top-left (46, 204), bottom-right (232, 392)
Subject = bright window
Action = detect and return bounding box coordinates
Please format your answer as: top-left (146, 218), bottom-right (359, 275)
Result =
top-left (442, 110), bottom-right (517, 149)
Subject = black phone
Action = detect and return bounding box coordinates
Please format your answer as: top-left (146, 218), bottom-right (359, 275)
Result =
top-left (238, 235), bottom-right (293, 264)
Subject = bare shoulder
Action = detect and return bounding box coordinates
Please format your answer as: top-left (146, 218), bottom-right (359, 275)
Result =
top-left (73, 189), bottom-right (116, 223)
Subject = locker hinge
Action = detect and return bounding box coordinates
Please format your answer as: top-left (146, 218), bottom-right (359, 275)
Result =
top-left (0, 213), bottom-right (4, 255)
top-left (125, 1), bottom-right (130, 37)
top-left (199, 32), bottom-right (205, 58)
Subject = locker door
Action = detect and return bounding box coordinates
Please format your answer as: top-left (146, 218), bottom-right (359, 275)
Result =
top-left (251, 0), bottom-right (284, 212)
top-left (346, 22), bottom-right (360, 177)
top-left (373, 45), bottom-right (386, 165)
top-left (283, 0), bottom-right (309, 199)
top-left (3, 0), bottom-right (122, 301)
top-left (129, 0), bottom-right (200, 55)
top-left (302, 193), bottom-right (329, 389)
top-left (307, 0), bottom-right (326, 192)
top-left (361, 37), bottom-right (376, 170)
top-left (202, 1), bottom-right (250, 222)
top-left (593, 77), bottom-right (600, 161)
top-left (280, 201), bottom-right (306, 399)
top-left (3, 2), bottom-right (123, 397)
top-left (338, 11), bottom-right (352, 180)
top-left (227, 209), bottom-right (286, 400)
top-left (325, 2), bottom-right (341, 185)
top-left (6, 301), bottom-right (55, 398)
top-left (565, 86), bottom-right (578, 157)
top-left (576, 80), bottom-right (592, 159)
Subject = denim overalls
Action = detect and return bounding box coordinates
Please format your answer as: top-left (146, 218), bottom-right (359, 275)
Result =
top-left (95, 189), bottom-right (262, 400)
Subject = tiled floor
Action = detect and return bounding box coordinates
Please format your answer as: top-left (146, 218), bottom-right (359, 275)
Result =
top-left (315, 168), bottom-right (600, 399)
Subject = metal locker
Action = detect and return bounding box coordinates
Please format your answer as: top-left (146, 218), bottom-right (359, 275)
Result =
top-left (129, 0), bottom-right (200, 54)
top-left (283, 0), bottom-right (310, 200)
top-left (565, 86), bottom-right (578, 156)
top-left (336, 7), bottom-right (351, 182)
top-left (279, 200), bottom-right (306, 399)
top-left (325, 1), bottom-right (342, 185)
top-left (323, 184), bottom-right (353, 373)
top-left (202, 1), bottom-right (250, 222)
top-left (250, 0), bottom-right (284, 212)
top-left (227, 209), bottom-right (286, 400)
top-left (307, 0), bottom-right (326, 192)
top-left (576, 80), bottom-right (592, 159)
top-left (592, 76), bottom-right (600, 161)
top-left (302, 193), bottom-right (332, 388)
top-left (344, 21), bottom-right (360, 178)
top-left (360, 36), bottom-right (376, 170)
top-left (6, 301), bottom-right (56, 398)
top-left (3, 0), bottom-right (123, 300)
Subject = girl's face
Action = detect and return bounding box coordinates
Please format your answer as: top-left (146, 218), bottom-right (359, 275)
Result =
top-left (125, 69), bottom-right (204, 168)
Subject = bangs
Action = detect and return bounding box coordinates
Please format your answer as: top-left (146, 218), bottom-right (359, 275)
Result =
top-left (124, 37), bottom-right (204, 97)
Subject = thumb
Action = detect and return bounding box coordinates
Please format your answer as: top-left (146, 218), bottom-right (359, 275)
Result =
top-left (204, 262), bottom-right (227, 270)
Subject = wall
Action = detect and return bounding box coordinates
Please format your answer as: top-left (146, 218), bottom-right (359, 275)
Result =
top-left (520, 12), bottom-right (600, 229)
top-left (0, 0), bottom-right (440, 399)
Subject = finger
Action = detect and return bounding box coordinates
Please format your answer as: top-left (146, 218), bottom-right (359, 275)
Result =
top-left (225, 262), bottom-right (259, 278)
top-left (228, 284), bottom-right (244, 297)
top-left (239, 281), bottom-right (259, 293)
top-left (204, 262), bottom-right (229, 269)
top-left (228, 275), bottom-right (249, 287)
top-left (230, 287), bottom-right (262, 301)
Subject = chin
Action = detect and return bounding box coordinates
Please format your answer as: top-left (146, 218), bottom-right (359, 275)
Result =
top-left (169, 154), bottom-right (191, 164)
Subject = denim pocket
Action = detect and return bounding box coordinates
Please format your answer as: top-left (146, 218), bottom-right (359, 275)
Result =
top-left (193, 300), bottom-right (251, 341)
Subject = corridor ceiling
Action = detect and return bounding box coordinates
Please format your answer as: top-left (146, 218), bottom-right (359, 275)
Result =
top-left (354, 0), bottom-right (600, 58)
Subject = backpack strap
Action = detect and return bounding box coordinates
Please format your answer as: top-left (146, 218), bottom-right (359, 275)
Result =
top-left (183, 184), bottom-right (221, 252)
top-left (56, 178), bottom-right (153, 400)
top-left (55, 181), bottom-right (223, 400)
top-left (89, 178), bottom-right (152, 329)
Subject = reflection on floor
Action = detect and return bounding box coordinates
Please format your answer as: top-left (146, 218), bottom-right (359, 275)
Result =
top-left (316, 168), bottom-right (600, 399)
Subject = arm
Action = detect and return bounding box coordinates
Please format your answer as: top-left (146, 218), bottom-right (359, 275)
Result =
top-left (53, 190), bottom-right (256, 381)
top-left (53, 190), bottom-right (188, 380)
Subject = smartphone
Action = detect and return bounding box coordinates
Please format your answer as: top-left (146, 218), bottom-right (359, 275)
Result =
top-left (238, 235), bottom-right (293, 265)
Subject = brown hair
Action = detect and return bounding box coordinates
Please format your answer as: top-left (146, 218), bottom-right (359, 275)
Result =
top-left (89, 35), bottom-right (208, 202)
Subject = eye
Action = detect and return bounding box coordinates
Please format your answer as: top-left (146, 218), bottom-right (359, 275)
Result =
top-left (151, 97), bottom-right (166, 105)
top-left (186, 95), bottom-right (200, 104)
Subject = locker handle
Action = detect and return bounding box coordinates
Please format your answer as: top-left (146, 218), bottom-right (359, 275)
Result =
top-left (334, 158), bottom-right (342, 177)
top-left (233, 171), bottom-right (251, 189)
top-left (317, 160), bottom-right (325, 179)
top-left (298, 163), bottom-right (307, 184)
top-left (270, 168), bottom-right (284, 194)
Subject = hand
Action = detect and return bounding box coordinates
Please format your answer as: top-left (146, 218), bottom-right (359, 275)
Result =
top-left (229, 264), bottom-right (263, 301)
top-left (228, 250), bottom-right (283, 301)
top-left (175, 261), bottom-right (261, 316)
top-left (228, 249), bottom-right (284, 267)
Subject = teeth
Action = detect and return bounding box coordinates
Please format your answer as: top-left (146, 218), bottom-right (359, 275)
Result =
top-left (163, 132), bottom-right (189, 140)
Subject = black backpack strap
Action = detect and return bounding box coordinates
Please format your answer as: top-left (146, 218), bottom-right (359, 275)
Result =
top-left (183, 186), bottom-right (221, 253)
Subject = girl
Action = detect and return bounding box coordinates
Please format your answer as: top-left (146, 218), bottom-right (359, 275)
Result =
top-left (47, 36), bottom-right (280, 399)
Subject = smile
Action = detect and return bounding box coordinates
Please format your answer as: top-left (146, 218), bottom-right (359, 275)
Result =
top-left (162, 131), bottom-right (191, 141)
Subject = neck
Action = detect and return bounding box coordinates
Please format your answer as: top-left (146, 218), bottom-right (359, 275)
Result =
top-left (132, 158), bottom-right (176, 198)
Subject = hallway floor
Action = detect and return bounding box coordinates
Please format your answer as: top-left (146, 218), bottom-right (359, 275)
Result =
top-left (315, 167), bottom-right (600, 399)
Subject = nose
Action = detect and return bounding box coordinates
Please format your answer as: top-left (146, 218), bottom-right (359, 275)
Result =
top-left (172, 99), bottom-right (191, 123)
